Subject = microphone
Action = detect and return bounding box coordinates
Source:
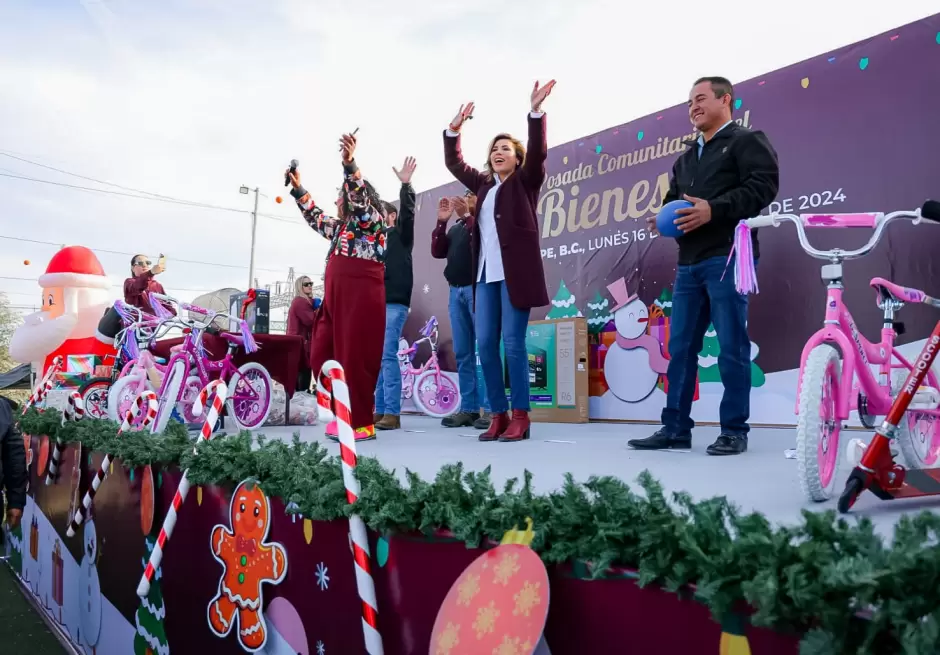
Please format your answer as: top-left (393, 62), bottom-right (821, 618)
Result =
top-left (922, 200), bottom-right (940, 222)
top-left (284, 159), bottom-right (299, 187)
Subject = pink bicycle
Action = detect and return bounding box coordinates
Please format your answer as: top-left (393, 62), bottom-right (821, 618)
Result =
top-left (399, 316), bottom-right (460, 418)
top-left (745, 209), bottom-right (940, 501)
top-left (147, 293), bottom-right (274, 434)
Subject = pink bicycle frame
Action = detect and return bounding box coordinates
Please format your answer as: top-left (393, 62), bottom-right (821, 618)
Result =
top-left (795, 287), bottom-right (940, 419)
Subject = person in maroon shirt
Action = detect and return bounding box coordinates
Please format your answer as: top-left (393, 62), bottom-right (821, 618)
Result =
top-left (123, 254), bottom-right (168, 313)
top-left (287, 275), bottom-right (318, 392)
top-left (443, 80), bottom-right (554, 443)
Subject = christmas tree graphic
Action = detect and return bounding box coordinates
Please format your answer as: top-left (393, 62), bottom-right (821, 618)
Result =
top-left (546, 279), bottom-right (583, 319)
top-left (654, 287), bottom-right (673, 317)
top-left (135, 535), bottom-right (169, 655)
top-left (698, 323), bottom-right (765, 387)
top-left (586, 291), bottom-right (613, 334)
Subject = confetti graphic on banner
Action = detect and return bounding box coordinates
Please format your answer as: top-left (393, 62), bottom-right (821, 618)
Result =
top-left (578, 142), bottom-right (584, 147)
top-left (936, 32), bottom-right (940, 44)
top-left (562, 156), bottom-right (568, 165)
top-left (758, 80), bottom-right (766, 86)
top-left (734, 98), bottom-right (742, 110)
top-left (637, 131), bottom-right (645, 141)
top-left (612, 129), bottom-right (619, 135)
top-left (890, 35), bottom-right (899, 41)
top-left (595, 144), bottom-right (602, 154)
top-left (801, 77), bottom-right (810, 88)
top-left (828, 56), bottom-right (836, 63)
top-left (859, 57), bottom-right (870, 70)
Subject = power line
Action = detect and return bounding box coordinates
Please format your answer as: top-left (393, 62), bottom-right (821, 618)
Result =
top-left (0, 234), bottom-right (285, 273)
top-left (0, 275), bottom-right (213, 292)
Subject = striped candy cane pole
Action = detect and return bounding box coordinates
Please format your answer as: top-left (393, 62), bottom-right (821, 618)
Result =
top-left (315, 373), bottom-right (334, 423)
top-left (66, 391), bottom-right (157, 537)
top-left (47, 391), bottom-right (84, 485)
top-left (22, 357), bottom-right (63, 415)
top-left (321, 360), bottom-right (383, 655)
top-left (137, 381), bottom-right (227, 598)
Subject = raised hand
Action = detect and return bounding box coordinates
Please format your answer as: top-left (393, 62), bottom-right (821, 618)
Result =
top-left (451, 195), bottom-right (470, 218)
top-left (287, 169), bottom-right (301, 189)
top-left (449, 102), bottom-right (475, 132)
top-left (393, 156), bottom-right (417, 184)
top-left (338, 133), bottom-right (357, 163)
top-left (437, 197), bottom-right (453, 222)
top-left (530, 80), bottom-right (556, 112)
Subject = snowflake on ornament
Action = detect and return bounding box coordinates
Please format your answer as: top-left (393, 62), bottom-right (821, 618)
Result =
top-left (315, 562), bottom-right (330, 591)
top-left (317, 640), bottom-right (326, 655)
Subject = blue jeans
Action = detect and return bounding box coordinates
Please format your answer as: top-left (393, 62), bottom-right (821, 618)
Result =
top-left (661, 256), bottom-right (752, 437)
top-left (374, 303), bottom-right (409, 415)
top-left (449, 285), bottom-right (489, 414)
top-left (475, 279), bottom-right (530, 413)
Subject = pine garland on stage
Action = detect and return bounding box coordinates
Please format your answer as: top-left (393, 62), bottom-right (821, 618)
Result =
top-left (20, 407), bottom-right (940, 654)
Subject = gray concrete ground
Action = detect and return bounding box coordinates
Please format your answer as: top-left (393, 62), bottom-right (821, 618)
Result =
top-left (249, 416), bottom-right (933, 539)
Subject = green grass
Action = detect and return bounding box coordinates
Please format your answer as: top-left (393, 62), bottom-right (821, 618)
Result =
top-left (0, 563), bottom-right (66, 653)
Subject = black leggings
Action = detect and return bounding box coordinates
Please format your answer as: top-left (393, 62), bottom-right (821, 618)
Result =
top-left (297, 367), bottom-right (312, 393)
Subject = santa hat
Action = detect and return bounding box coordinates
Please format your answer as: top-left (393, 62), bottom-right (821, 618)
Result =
top-left (38, 246), bottom-right (111, 290)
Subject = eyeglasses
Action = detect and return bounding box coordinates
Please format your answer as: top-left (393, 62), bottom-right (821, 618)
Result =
top-left (135, 260), bottom-right (151, 267)
top-left (302, 282), bottom-right (313, 288)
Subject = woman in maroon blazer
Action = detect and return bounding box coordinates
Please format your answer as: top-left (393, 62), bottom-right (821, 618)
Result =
top-left (443, 80), bottom-right (555, 442)
top-left (287, 274), bottom-right (317, 392)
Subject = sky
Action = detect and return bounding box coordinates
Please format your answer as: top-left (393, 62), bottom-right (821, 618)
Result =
top-left (0, 0), bottom-right (937, 317)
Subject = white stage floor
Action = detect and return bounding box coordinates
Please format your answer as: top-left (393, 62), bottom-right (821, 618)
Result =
top-left (247, 415), bottom-right (936, 539)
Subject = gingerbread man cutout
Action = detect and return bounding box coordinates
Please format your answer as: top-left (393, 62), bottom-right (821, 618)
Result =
top-left (207, 479), bottom-right (288, 652)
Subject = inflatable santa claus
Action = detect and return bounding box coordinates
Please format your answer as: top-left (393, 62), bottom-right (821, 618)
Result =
top-left (9, 246), bottom-right (117, 378)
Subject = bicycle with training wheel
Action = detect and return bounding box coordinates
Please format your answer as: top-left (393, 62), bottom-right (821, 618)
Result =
top-left (399, 316), bottom-right (460, 418)
top-left (744, 203), bottom-right (940, 502)
top-left (146, 293), bottom-right (274, 434)
top-left (838, 200), bottom-right (940, 511)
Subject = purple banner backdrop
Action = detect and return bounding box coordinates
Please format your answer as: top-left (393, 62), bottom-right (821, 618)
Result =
top-left (403, 15), bottom-right (940, 425)
top-left (9, 441), bottom-right (801, 654)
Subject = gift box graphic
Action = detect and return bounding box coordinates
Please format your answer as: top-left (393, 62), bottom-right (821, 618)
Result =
top-left (66, 354), bottom-right (101, 375)
top-left (54, 372), bottom-right (89, 389)
top-left (647, 307), bottom-right (699, 400)
top-left (52, 540), bottom-right (64, 605)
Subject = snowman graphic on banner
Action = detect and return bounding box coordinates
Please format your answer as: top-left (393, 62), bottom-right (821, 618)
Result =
top-left (80, 518), bottom-right (102, 653)
top-left (603, 277), bottom-right (670, 403)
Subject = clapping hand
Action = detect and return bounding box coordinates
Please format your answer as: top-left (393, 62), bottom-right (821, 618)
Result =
top-left (393, 157), bottom-right (417, 184)
top-left (339, 133), bottom-right (357, 163)
top-left (530, 80), bottom-right (556, 112)
top-left (451, 195), bottom-right (470, 218)
top-left (449, 102), bottom-right (475, 132)
top-left (437, 197), bottom-right (453, 222)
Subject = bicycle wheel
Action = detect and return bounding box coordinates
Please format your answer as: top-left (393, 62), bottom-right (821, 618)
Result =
top-left (226, 362), bottom-right (273, 430)
top-left (151, 360), bottom-right (186, 435)
top-left (412, 370), bottom-right (460, 418)
top-left (107, 375), bottom-right (153, 426)
top-left (892, 369), bottom-right (940, 469)
top-left (796, 345), bottom-right (843, 502)
top-left (179, 375), bottom-right (208, 425)
top-left (79, 378), bottom-right (111, 420)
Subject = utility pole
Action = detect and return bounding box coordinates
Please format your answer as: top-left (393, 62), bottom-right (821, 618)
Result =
top-left (240, 185), bottom-right (260, 290)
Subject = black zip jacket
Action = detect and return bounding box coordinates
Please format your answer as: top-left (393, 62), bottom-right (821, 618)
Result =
top-left (663, 122), bottom-right (779, 265)
top-left (431, 218), bottom-right (474, 287)
top-left (383, 182), bottom-right (417, 307)
top-left (0, 397), bottom-right (27, 516)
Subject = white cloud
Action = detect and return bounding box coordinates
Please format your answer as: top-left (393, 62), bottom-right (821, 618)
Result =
top-left (0, 0), bottom-right (936, 309)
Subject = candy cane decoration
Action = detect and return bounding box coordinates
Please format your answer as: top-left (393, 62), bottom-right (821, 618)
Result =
top-left (47, 391), bottom-right (84, 485)
top-left (315, 373), bottom-right (334, 423)
top-left (22, 356), bottom-right (63, 415)
top-left (66, 390), bottom-right (157, 537)
top-left (137, 381), bottom-right (227, 598)
top-left (320, 360), bottom-right (383, 655)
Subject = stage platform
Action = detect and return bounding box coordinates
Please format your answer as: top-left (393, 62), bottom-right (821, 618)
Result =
top-left (249, 416), bottom-right (928, 539)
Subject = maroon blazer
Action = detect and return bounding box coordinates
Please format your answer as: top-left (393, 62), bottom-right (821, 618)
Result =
top-left (286, 296), bottom-right (317, 368)
top-left (443, 114), bottom-right (549, 310)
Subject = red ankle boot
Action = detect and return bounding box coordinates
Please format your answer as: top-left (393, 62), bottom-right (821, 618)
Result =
top-left (499, 410), bottom-right (530, 442)
top-left (479, 412), bottom-right (509, 442)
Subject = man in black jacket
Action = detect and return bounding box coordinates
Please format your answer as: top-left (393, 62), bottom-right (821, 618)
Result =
top-left (374, 157), bottom-right (417, 431)
top-left (629, 76), bottom-right (779, 456)
top-left (0, 397), bottom-right (27, 535)
top-left (431, 192), bottom-right (491, 430)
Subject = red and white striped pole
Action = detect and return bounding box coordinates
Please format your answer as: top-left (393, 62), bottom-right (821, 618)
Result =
top-left (22, 356), bottom-right (63, 415)
top-left (320, 360), bottom-right (383, 655)
top-left (137, 380), bottom-right (227, 598)
top-left (316, 372), bottom-right (334, 423)
top-left (47, 391), bottom-right (84, 485)
top-left (66, 390), bottom-right (157, 537)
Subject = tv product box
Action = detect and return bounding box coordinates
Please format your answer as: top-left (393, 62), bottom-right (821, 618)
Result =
top-left (229, 289), bottom-right (270, 334)
top-left (475, 317), bottom-right (589, 423)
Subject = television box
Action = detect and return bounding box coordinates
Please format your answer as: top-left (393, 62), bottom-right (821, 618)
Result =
top-left (229, 289), bottom-right (270, 334)
top-left (475, 317), bottom-right (589, 423)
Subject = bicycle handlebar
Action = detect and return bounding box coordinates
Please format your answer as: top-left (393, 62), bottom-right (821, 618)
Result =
top-left (744, 207), bottom-right (928, 260)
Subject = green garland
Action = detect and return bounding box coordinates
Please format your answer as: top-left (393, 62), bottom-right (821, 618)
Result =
top-left (19, 408), bottom-right (940, 654)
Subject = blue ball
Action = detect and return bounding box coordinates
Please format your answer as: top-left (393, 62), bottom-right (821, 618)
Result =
top-left (656, 200), bottom-right (692, 238)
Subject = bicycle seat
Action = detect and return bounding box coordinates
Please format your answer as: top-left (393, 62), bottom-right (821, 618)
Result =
top-left (419, 316), bottom-right (438, 338)
top-left (220, 332), bottom-right (245, 345)
top-left (869, 277), bottom-right (926, 304)
top-left (169, 344), bottom-right (184, 354)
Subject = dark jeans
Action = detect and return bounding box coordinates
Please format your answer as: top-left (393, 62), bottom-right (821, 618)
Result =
top-left (661, 255), bottom-right (753, 437)
top-left (449, 285), bottom-right (489, 414)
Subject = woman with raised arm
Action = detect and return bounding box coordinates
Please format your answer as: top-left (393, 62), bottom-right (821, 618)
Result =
top-left (443, 80), bottom-right (555, 442)
top-left (287, 133), bottom-right (389, 441)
